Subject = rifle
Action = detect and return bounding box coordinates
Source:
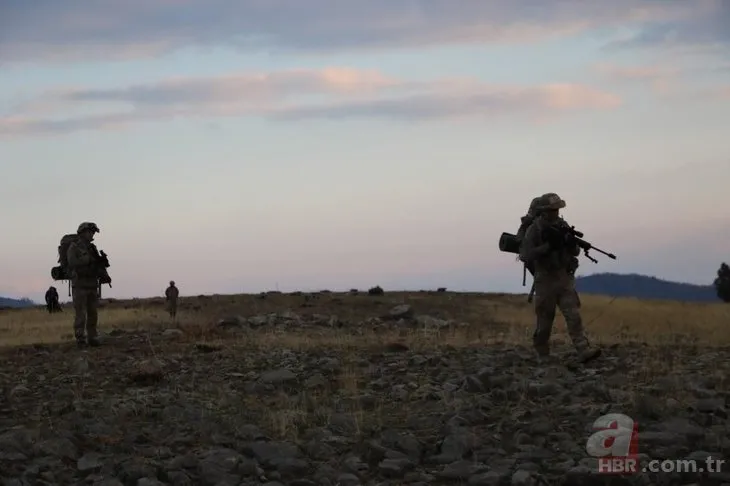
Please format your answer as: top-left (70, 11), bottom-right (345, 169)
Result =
top-left (543, 223), bottom-right (617, 264)
top-left (499, 223), bottom-right (617, 303)
top-left (90, 244), bottom-right (112, 298)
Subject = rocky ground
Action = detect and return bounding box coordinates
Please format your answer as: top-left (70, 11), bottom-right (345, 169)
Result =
top-left (2, 303), bottom-right (730, 486)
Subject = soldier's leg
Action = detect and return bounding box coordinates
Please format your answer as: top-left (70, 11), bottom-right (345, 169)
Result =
top-left (86, 289), bottom-right (100, 344)
top-left (533, 280), bottom-right (558, 356)
top-left (72, 287), bottom-right (88, 344)
top-left (557, 282), bottom-right (600, 362)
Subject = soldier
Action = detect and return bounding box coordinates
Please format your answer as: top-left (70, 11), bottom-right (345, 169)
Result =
top-left (165, 280), bottom-right (179, 320)
top-left (67, 222), bottom-right (106, 347)
top-left (519, 193), bottom-right (601, 363)
top-left (44, 286), bottom-right (61, 313)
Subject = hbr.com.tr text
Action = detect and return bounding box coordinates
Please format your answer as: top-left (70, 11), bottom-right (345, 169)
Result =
top-left (599, 456), bottom-right (725, 474)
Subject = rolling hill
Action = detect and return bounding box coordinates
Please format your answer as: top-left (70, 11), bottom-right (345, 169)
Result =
top-left (576, 273), bottom-right (720, 302)
top-left (0, 297), bottom-right (36, 308)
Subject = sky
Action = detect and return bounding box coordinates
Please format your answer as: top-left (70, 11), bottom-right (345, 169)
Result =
top-left (1, 0), bottom-right (728, 302)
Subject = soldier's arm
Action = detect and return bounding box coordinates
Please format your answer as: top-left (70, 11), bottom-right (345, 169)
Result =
top-left (567, 241), bottom-right (581, 257)
top-left (560, 221), bottom-right (581, 256)
top-left (520, 224), bottom-right (551, 262)
top-left (67, 243), bottom-right (93, 268)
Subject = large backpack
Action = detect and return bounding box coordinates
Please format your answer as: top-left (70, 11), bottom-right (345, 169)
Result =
top-left (498, 196), bottom-right (542, 255)
top-left (498, 196), bottom-right (543, 301)
top-left (51, 234), bottom-right (79, 281)
top-left (51, 233), bottom-right (113, 297)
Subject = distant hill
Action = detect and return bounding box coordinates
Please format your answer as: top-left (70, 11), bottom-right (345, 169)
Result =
top-left (0, 296), bottom-right (36, 308)
top-left (575, 273), bottom-right (720, 303)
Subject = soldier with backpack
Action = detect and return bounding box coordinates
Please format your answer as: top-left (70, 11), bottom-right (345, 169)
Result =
top-left (165, 280), bottom-right (179, 321)
top-left (64, 222), bottom-right (112, 347)
top-left (519, 193), bottom-right (601, 364)
top-left (44, 286), bottom-right (62, 314)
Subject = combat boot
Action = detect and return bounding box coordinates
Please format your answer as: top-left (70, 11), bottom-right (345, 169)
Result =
top-left (578, 346), bottom-right (601, 363)
top-left (533, 343), bottom-right (551, 363)
top-left (75, 333), bottom-right (87, 348)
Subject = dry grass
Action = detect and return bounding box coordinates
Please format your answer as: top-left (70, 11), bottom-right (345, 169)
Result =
top-left (1, 291), bottom-right (728, 349)
top-left (2, 291), bottom-right (729, 449)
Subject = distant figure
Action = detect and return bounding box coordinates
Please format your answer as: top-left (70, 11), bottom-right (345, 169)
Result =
top-left (165, 281), bottom-right (179, 320)
top-left (45, 286), bottom-right (62, 314)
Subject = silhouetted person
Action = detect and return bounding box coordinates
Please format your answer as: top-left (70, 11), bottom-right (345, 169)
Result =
top-left (45, 286), bottom-right (62, 314)
top-left (165, 281), bottom-right (179, 320)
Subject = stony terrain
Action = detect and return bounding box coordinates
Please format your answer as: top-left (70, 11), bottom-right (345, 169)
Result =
top-left (1, 291), bottom-right (730, 485)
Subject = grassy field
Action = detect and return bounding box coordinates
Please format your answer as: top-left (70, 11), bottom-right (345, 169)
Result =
top-left (2, 291), bottom-right (730, 485)
top-left (1, 290), bottom-right (728, 350)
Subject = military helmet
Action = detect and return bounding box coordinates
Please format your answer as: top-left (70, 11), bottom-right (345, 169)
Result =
top-left (77, 221), bottom-right (100, 234)
top-left (527, 196), bottom-right (542, 216)
top-left (538, 193), bottom-right (566, 211)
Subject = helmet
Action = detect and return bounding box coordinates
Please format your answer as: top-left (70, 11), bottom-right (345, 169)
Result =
top-left (527, 196), bottom-right (542, 217)
top-left (170, 281), bottom-right (175, 286)
top-left (538, 193), bottom-right (566, 211)
top-left (77, 222), bottom-right (100, 234)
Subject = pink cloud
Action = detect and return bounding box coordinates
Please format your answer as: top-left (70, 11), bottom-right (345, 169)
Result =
top-left (0, 68), bottom-right (622, 136)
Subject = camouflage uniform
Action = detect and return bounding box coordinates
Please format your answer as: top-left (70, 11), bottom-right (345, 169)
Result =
top-left (519, 193), bottom-right (600, 363)
top-left (67, 222), bottom-right (103, 346)
top-left (165, 281), bottom-right (179, 319)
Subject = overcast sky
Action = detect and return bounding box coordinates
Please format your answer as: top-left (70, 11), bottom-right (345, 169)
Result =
top-left (1, 0), bottom-right (728, 302)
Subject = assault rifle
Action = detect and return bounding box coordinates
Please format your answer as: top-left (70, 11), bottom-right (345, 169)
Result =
top-left (90, 244), bottom-right (112, 297)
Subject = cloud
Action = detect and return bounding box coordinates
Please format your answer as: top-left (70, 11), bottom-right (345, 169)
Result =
top-left (0, 68), bottom-right (622, 136)
top-left (606, 0), bottom-right (730, 56)
top-left (594, 58), bottom-right (730, 97)
top-left (0, 0), bottom-right (712, 63)
top-left (594, 63), bottom-right (682, 95)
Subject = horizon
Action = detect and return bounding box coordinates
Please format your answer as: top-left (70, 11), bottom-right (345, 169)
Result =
top-left (1, 1), bottom-right (728, 304)
top-left (4, 271), bottom-right (721, 305)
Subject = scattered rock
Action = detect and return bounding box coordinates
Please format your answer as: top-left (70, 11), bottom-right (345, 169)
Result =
top-left (0, 301), bottom-right (726, 486)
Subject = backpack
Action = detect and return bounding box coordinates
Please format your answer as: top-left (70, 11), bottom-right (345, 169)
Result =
top-left (498, 196), bottom-right (542, 256)
top-left (51, 234), bottom-right (79, 281)
top-left (51, 233), bottom-right (113, 296)
top-left (497, 196), bottom-right (543, 301)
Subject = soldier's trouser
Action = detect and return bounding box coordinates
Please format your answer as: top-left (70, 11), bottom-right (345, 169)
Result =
top-left (167, 301), bottom-right (177, 318)
top-left (72, 286), bottom-right (99, 340)
top-left (533, 274), bottom-right (589, 355)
